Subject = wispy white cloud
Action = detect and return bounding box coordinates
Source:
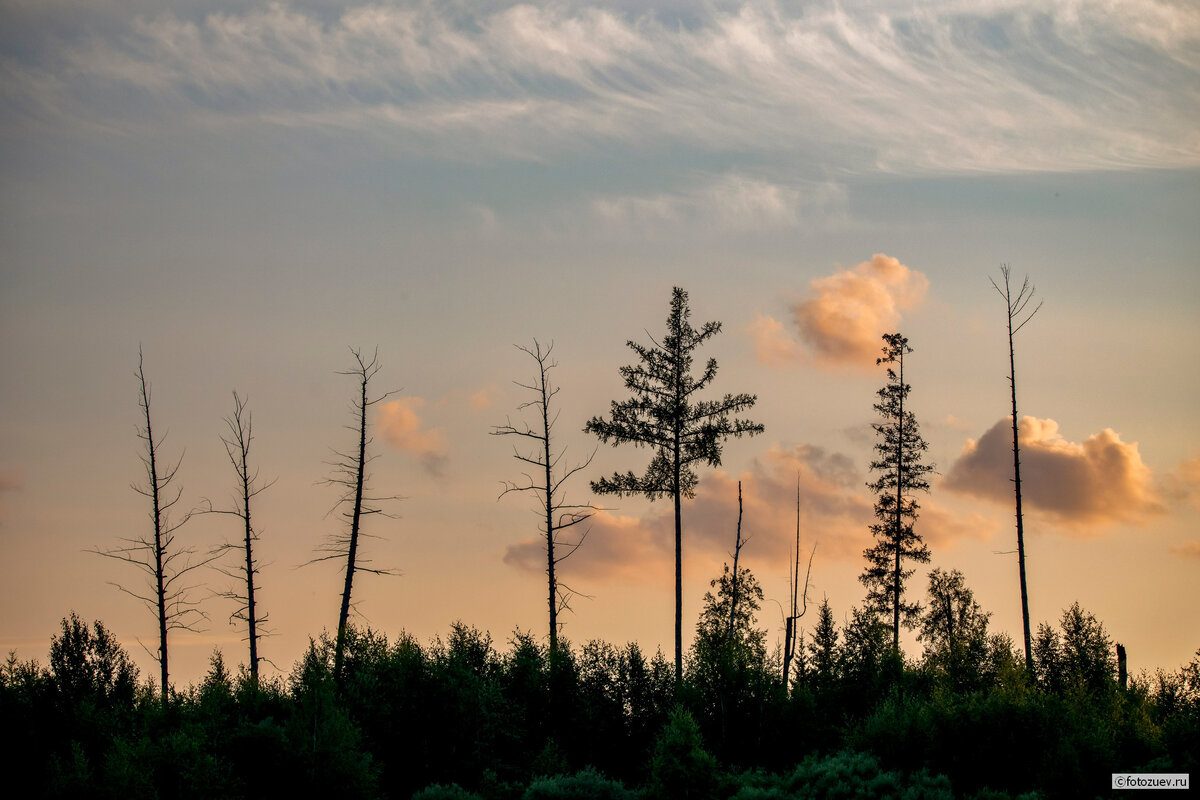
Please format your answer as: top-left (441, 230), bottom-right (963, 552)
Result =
top-left (591, 173), bottom-right (847, 233)
top-left (5, 0), bottom-right (1198, 173)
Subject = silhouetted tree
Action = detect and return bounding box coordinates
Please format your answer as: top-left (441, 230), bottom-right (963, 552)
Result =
top-left (493, 341), bottom-right (596, 655)
top-left (691, 561), bottom-right (767, 753)
top-left (840, 605), bottom-right (889, 686)
top-left (727, 481), bottom-right (745, 638)
top-left (48, 612), bottom-right (139, 707)
top-left (695, 564), bottom-right (766, 659)
top-left (918, 568), bottom-right (990, 685)
top-left (311, 348), bottom-right (398, 680)
top-left (586, 286), bottom-right (763, 682)
top-left (204, 391), bottom-right (272, 682)
top-left (991, 265), bottom-right (1042, 675)
top-left (806, 598), bottom-right (838, 690)
top-left (782, 475), bottom-right (816, 688)
top-left (92, 350), bottom-right (213, 700)
top-left (1033, 602), bottom-right (1116, 694)
top-left (860, 333), bottom-right (933, 652)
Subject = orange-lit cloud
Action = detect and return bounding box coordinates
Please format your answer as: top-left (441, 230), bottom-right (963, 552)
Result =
top-left (753, 255), bottom-right (929, 370)
top-left (748, 314), bottom-right (803, 368)
top-left (1164, 457), bottom-right (1200, 509)
top-left (504, 442), bottom-right (989, 584)
top-left (919, 504), bottom-right (1001, 550)
top-left (792, 254), bottom-right (928, 369)
top-left (944, 417), bottom-right (1164, 529)
top-left (1169, 540), bottom-right (1200, 560)
top-left (378, 397), bottom-right (448, 475)
top-left (468, 389), bottom-right (493, 411)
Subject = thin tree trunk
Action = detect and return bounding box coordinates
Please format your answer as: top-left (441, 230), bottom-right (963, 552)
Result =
top-left (783, 476), bottom-right (801, 685)
top-left (141, 366), bottom-right (170, 702)
top-left (240, 434), bottom-right (259, 683)
top-left (543, 373), bottom-right (557, 656)
top-left (992, 267), bottom-right (1041, 677)
top-left (728, 481), bottom-right (742, 637)
top-left (334, 370), bottom-right (368, 678)
top-left (674, 432), bottom-right (683, 685)
top-left (893, 346), bottom-right (903, 652)
top-left (1009, 318), bottom-right (1033, 675)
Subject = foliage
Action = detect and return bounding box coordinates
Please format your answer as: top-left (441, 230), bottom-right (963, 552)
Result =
top-left (860, 333), bottom-right (933, 650)
top-left (5, 604), bottom-right (1193, 800)
top-left (731, 750), bottom-right (954, 800)
top-left (648, 705), bottom-right (722, 800)
top-left (586, 285), bottom-right (763, 680)
top-left (918, 569), bottom-right (991, 690)
top-left (1033, 602), bottom-right (1115, 695)
top-left (48, 612), bottom-right (139, 708)
top-left (524, 767), bottom-right (636, 800)
top-left (414, 784), bottom-right (486, 800)
top-left (688, 565), bottom-right (777, 764)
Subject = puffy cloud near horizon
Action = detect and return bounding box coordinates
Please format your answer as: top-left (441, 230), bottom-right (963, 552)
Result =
top-left (504, 441), bottom-right (991, 583)
top-left (503, 443), bottom-right (872, 583)
top-left (378, 397), bottom-right (448, 475)
top-left (756, 254), bottom-right (928, 370)
top-left (944, 417), bottom-right (1164, 529)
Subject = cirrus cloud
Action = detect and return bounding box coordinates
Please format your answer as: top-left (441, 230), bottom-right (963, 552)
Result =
top-left (944, 416), bottom-right (1164, 529)
top-left (4, 1), bottom-right (1198, 174)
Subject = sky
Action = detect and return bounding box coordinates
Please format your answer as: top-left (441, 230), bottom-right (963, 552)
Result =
top-left (1, 0), bottom-right (1198, 687)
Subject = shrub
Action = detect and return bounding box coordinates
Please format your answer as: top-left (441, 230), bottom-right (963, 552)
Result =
top-left (524, 767), bottom-right (636, 800)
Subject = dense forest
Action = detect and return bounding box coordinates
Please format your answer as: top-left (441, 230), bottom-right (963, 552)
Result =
top-left (5, 285), bottom-right (1197, 798)
top-left (3, 595), bottom-right (1198, 799)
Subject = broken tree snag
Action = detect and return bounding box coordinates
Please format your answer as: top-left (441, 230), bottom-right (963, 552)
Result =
top-left (1117, 643), bottom-right (1128, 691)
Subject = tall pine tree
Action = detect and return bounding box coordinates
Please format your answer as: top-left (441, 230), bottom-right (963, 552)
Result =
top-left (586, 286), bottom-right (763, 682)
top-left (860, 333), bottom-right (933, 652)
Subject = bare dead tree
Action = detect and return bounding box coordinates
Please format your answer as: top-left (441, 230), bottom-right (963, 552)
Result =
top-left (782, 474), bottom-right (816, 687)
top-left (492, 340), bottom-right (597, 656)
top-left (309, 347), bottom-right (399, 679)
top-left (991, 265), bottom-right (1042, 675)
top-left (202, 391), bottom-right (274, 683)
top-left (91, 349), bottom-right (214, 701)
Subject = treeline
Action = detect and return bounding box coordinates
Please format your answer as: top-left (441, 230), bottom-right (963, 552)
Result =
top-left (4, 580), bottom-right (1197, 799)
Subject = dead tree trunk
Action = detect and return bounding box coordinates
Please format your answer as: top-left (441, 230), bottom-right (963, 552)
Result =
top-left (312, 348), bottom-right (397, 682)
top-left (782, 473), bottom-right (816, 688)
top-left (493, 341), bottom-right (596, 656)
top-left (205, 392), bottom-right (273, 683)
top-left (728, 481), bottom-right (744, 638)
top-left (93, 350), bottom-right (212, 702)
top-left (991, 266), bottom-right (1042, 675)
